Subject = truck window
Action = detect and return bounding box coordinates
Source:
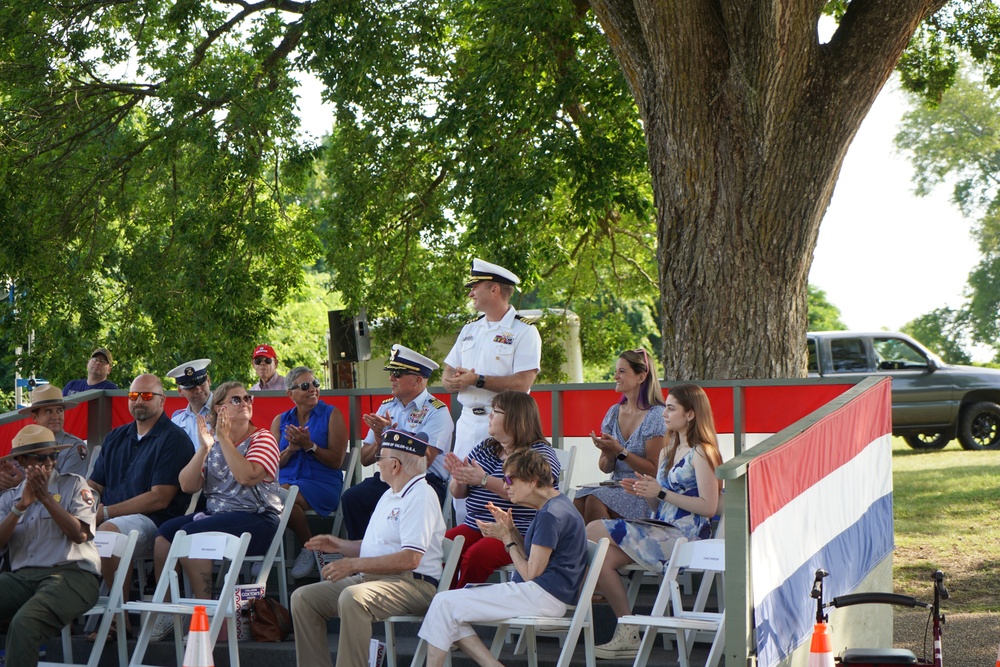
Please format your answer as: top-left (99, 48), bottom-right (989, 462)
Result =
top-left (873, 337), bottom-right (929, 370)
top-left (829, 338), bottom-right (868, 373)
top-left (807, 339), bottom-right (818, 374)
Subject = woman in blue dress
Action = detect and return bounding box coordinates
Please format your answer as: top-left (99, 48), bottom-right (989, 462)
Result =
top-left (269, 366), bottom-right (348, 579)
top-left (574, 348), bottom-right (666, 522)
top-left (586, 383), bottom-right (722, 660)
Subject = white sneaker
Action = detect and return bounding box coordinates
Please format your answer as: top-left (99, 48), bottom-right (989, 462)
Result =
top-left (250, 561), bottom-right (263, 579)
top-left (148, 614), bottom-right (175, 642)
top-left (290, 547), bottom-right (316, 579)
top-left (593, 623), bottom-right (640, 660)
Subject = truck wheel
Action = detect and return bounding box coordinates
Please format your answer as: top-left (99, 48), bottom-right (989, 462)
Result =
top-left (903, 434), bottom-right (950, 450)
top-left (958, 402), bottom-right (1000, 450)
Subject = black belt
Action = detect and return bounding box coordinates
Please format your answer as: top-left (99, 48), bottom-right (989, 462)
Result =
top-left (412, 572), bottom-right (439, 588)
top-left (471, 407), bottom-right (488, 415)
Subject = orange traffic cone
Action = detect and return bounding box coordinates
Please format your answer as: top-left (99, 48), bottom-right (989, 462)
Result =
top-left (994, 638), bottom-right (999, 667)
top-left (807, 621), bottom-right (835, 667)
top-left (182, 606), bottom-right (214, 667)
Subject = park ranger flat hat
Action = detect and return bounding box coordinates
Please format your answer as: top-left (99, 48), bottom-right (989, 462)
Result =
top-left (464, 258), bottom-right (520, 288)
top-left (380, 429), bottom-right (429, 457)
top-left (166, 359), bottom-right (211, 389)
top-left (16, 384), bottom-right (78, 416)
top-left (2, 425), bottom-right (71, 460)
top-left (383, 344), bottom-right (438, 379)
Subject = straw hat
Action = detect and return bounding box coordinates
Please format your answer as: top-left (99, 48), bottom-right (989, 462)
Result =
top-left (16, 384), bottom-right (77, 416)
top-left (2, 425), bottom-right (70, 460)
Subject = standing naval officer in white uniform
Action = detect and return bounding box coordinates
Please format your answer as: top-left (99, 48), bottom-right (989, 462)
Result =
top-left (442, 258), bottom-right (541, 523)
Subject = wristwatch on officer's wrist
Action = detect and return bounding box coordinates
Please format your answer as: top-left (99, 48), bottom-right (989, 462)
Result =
top-left (475, 374), bottom-right (486, 389)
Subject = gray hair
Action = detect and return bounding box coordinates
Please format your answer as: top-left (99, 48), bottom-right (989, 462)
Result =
top-left (285, 366), bottom-right (314, 388)
top-left (399, 451), bottom-right (427, 476)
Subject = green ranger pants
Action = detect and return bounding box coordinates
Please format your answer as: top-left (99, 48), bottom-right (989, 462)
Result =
top-left (0, 565), bottom-right (99, 667)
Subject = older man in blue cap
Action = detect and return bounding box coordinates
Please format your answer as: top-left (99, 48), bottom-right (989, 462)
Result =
top-left (166, 358), bottom-right (212, 450)
top-left (338, 344), bottom-right (454, 541)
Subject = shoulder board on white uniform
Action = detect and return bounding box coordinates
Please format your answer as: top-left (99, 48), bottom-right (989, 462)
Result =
top-left (468, 313), bottom-right (486, 324)
top-left (515, 314), bottom-right (538, 325)
top-left (381, 397), bottom-right (394, 405)
top-left (430, 398), bottom-right (447, 409)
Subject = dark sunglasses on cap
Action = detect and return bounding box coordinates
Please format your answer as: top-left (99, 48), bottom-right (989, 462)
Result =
top-left (253, 357), bottom-right (274, 365)
top-left (291, 379), bottom-right (321, 391)
top-left (228, 395), bottom-right (254, 406)
top-left (127, 391), bottom-right (163, 401)
top-left (24, 452), bottom-right (58, 463)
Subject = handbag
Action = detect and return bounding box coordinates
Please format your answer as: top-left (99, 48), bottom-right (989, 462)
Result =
top-left (249, 597), bottom-right (292, 642)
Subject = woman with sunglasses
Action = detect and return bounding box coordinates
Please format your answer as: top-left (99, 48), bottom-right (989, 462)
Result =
top-left (270, 366), bottom-right (348, 579)
top-left (0, 425), bottom-right (101, 667)
top-left (418, 449), bottom-right (587, 667)
top-left (146, 381), bottom-right (283, 640)
top-left (574, 348), bottom-right (666, 522)
top-left (588, 383), bottom-right (722, 659)
top-left (443, 390), bottom-right (561, 588)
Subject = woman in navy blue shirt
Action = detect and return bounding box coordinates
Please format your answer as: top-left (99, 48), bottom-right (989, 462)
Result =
top-left (419, 449), bottom-right (586, 666)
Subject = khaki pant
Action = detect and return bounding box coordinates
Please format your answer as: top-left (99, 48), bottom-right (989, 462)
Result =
top-left (291, 572), bottom-right (437, 667)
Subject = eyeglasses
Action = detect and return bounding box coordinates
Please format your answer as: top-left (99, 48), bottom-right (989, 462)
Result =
top-left (389, 370), bottom-right (419, 379)
top-left (632, 348), bottom-right (651, 370)
top-left (376, 454), bottom-right (400, 465)
top-left (228, 395), bottom-right (254, 406)
top-left (127, 391), bottom-right (163, 401)
top-left (24, 452), bottom-right (58, 463)
top-left (90, 357), bottom-right (110, 365)
top-left (290, 379), bottom-right (321, 391)
top-left (503, 475), bottom-right (516, 485)
top-left (253, 357), bottom-right (274, 365)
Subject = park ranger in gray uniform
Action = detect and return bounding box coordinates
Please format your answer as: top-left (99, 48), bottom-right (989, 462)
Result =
top-left (0, 424), bottom-right (100, 667)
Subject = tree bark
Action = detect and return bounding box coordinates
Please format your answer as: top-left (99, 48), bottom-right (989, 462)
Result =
top-left (589, 0), bottom-right (946, 379)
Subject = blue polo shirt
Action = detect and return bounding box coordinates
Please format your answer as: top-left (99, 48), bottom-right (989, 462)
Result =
top-left (89, 412), bottom-right (193, 526)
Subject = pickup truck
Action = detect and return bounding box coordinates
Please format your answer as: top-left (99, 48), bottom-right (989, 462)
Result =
top-left (807, 331), bottom-right (1000, 450)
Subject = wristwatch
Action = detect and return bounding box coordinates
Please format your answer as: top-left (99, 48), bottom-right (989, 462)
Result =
top-left (657, 489), bottom-right (667, 500)
top-left (616, 446), bottom-right (628, 461)
top-left (475, 374), bottom-right (486, 389)
top-left (479, 473), bottom-right (490, 487)
top-left (308, 444), bottom-right (318, 454)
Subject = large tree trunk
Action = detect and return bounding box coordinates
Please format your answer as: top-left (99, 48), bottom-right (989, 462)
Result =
top-left (589, 0), bottom-right (946, 379)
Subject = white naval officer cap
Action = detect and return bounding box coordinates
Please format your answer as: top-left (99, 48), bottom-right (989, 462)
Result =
top-left (384, 344), bottom-right (439, 379)
top-left (464, 258), bottom-right (520, 288)
top-left (166, 359), bottom-right (211, 389)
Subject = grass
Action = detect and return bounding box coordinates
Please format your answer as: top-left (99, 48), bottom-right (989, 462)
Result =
top-left (891, 436), bottom-right (1000, 612)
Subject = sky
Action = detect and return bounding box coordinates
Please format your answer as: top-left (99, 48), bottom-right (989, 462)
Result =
top-left (292, 70), bottom-right (983, 342)
top-left (809, 80), bottom-right (980, 334)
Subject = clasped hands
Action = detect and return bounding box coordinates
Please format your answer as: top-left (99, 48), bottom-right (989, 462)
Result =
top-left (443, 452), bottom-right (486, 486)
top-left (283, 424), bottom-right (313, 450)
top-left (477, 501), bottom-right (517, 544)
top-left (443, 366), bottom-right (478, 392)
top-left (620, 473), bottom-right (664, 499)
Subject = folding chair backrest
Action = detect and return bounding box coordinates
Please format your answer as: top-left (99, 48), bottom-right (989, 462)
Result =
top-left (553, 446), bottom-right (576, 493)
top-left (254, 484), bottom-right (298, 586)
top-left (158, 530), bottom-right (251, 604)
top-left (438, 536), bottom-right (464, 593)
top-left (649, 538), bottom-right (725, 617)
top-left (96, 530), bottom-right (141, 597)
top-left (576, 537), bottom-right (610, 606)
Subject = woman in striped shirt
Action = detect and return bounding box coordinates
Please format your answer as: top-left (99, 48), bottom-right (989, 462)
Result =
top-left (443, 390), bottom-right (560, 588)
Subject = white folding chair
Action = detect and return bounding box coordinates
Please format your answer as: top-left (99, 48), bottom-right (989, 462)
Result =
top-left (39, 530), bottom-right (139, 667)
top-left (553, 445), bottom-right (576, 496)
top-left (619, 538), bottom-right (725, 667)
top-left (243, 484), bottom-right (298, 607)
top-left (125, 530), bottom-right (251, 667)
top-left (134, 490), bottom-right (202, 601)
top-left (384, 536), bottom-right (464, 667)
top-left (475, 538), bottom-right (610, 667)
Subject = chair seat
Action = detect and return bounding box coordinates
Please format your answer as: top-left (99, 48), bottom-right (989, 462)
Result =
top-left (840, 648), bottom-right (918, 664)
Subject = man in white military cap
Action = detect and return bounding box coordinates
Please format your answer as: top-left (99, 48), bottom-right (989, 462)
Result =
top-left (442, 258), bottom-right (541, 523)
top-left (339, 344), bottom-right (454, 540)
top-left (166, 358), bottom-right (212, 450)
top-left (0, 385), bottom-right (90, 492)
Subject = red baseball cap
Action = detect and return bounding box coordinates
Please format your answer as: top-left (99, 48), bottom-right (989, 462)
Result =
top-left (252, 344), bottom-right (277, 360)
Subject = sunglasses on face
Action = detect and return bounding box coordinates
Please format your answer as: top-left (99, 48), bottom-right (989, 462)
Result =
top-left (253, 357), bottom-right (273, 365)
top-left (389, 370), bottom-right (419, 379)
top-left (127, 391), bottom-right (163, 401)
top-left (291, 380), bottom-right (321, 391)
top-left (228, 395), bottom-right (254, 406)
top-left (503, 475), bottom-right (516, 485)
top-left (24, 452), bottom-right (58, 463)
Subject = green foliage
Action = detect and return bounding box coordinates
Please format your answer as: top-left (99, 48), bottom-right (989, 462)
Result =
top-left (806, 285), bottom-right (848, 332)
top-left (896, 67), bottom-right (1000, 360)
top-left (900, 307), bottom-right (972, 365)
top-left (263, 270), bottom-right (343, 384)
top-left (898, 3), bottom-right (1000, 102)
